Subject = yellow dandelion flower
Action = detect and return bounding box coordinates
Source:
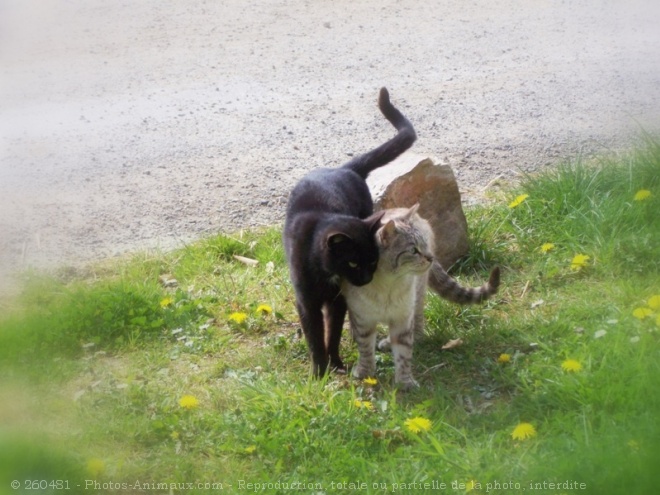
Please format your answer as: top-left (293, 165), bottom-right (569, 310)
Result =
top-left (255, 304), bottom-right (272, 315)
top-left (86, 458), bottom-right (105, 477)
top-left (353, 399), bottom-right (374, 410)
top-left (244, 445), bottom-right (257, 454)
top-left (647, 295), bottom-right (660, 310)
top-left (511, 422), bottom-right (537, 441)
top-left (508, 194), bottom-right (529, 208)
top-left (561, 359), bottom-right (582, 372)
top-left (160, 297), bottom-right (174, 308)
top-left (633, 307), bottom-right (653, 320)
top-left (363, 377), bottom-right (378, 386)
top-left (228, 312), bottom-right (248, 324)
top-left (570, 254), bottom-right (590, 271)
top-left (404, 416), bottom-right (432, 433)
top-left (540, 243), bottom-right (555, 253)
top-left (497, 353), bottom-right (511, 364)
top-left (179, 394), bottom-right (199, 410)
top-left (633, 189), bottom-right (651, 201)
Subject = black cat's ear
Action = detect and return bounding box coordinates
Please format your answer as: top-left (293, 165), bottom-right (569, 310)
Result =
top-left (326, 232), bottom-right (351, 248)
top-left (366, 210), bottom-right (387, 233)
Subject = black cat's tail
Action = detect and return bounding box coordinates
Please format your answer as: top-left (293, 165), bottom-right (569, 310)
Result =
top-left (429, 264), bottom-right (501, 304)
top-left (343, 87), bottom-right (417, 179)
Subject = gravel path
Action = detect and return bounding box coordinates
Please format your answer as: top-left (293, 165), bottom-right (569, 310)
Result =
top-left (1, 0), bottom-right (659, 292)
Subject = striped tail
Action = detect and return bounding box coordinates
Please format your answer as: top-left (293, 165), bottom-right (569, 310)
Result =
top-left (428, 263), bottom-right (500, 304)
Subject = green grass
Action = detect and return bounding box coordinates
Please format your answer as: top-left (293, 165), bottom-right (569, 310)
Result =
top-left (1, 142), bottom-right (659, 494)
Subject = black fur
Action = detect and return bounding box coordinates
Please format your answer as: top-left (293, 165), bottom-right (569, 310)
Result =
top-left (283, 88), bottom-right (416, 376)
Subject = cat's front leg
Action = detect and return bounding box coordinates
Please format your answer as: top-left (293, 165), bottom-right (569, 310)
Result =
top-left (389, 321), bottom-right (418, 391)
top-left (325, 297), bottom-right (348, 373)
top-left (296, 300), bottom-right (329, 376)
top-left (350, 317), bottom-right (377, 379)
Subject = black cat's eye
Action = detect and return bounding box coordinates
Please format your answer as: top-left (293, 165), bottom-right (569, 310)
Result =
top-left (348, 261), bottom-right (358, 268)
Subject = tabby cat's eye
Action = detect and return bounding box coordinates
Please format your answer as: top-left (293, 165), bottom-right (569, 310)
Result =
top-left (348, 261), bottom-right (358, 268)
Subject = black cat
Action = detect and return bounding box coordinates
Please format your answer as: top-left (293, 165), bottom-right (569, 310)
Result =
top-left (283, 88), bottom-right (416, 376)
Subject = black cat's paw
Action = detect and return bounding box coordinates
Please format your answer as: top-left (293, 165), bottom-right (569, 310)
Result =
top-left (330, 359), bottom-right (347, 375)
top-left (311, 357), bottom-right (330, 378)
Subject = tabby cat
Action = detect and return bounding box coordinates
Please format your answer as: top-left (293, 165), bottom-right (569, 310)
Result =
top-left (283, 88), bottom-right (416, 377)
top-left (341, 205), bottom-right (500, 389)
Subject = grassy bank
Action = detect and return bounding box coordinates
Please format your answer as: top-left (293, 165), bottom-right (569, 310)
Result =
top-left (1, 142), bottom-right (659, 494)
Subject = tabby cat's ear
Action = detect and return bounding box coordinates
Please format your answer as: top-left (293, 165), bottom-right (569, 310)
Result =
top-left (405, 203), bottom-right (420, 219)
top-left (379, 220), bottom-right (397, 248)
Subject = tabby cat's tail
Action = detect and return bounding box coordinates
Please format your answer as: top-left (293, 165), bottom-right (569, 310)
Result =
top-left (343, 87), bottom-right (417, 179)
top-left (429, 263), bottom-right (500, 304)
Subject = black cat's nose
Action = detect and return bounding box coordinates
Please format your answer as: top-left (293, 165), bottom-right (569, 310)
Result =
top-left (355, 273), bottom-right (373, 286)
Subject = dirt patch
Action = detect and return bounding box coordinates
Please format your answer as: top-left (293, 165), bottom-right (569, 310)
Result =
top-left (2, 0), bottom-right (660, 294)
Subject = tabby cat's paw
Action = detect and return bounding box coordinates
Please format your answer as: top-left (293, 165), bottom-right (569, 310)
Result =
top-left (377, 337), bottom-right (392, 352)
top-left (396, 378), bottom-right (419, 392)
top-left (352, 364), bottom-right (376, 380)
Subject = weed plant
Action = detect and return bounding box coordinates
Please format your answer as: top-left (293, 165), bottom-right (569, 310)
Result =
top-left (1, 143), bottom-right (659, 494)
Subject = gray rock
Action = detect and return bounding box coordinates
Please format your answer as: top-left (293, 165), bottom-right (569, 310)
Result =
top-left (368, 154), bottom-right (469, 268)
